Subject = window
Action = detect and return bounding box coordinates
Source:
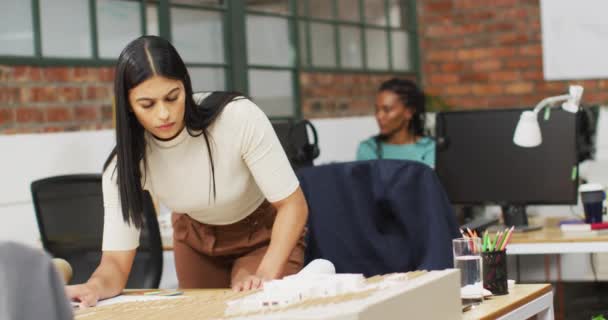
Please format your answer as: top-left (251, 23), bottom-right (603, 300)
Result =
top-left (40, 0), bottom-right (92, 58)
top-left (297, 0), bottom-right (415, 72)
top-left (245, 0), bottom-right (297, 117)
top-left (0, 0), bottom-right (34, 56)
top-left (0, 0), bottom-right (418, 119)
top-left (170, 1), bottom-right (227, 91)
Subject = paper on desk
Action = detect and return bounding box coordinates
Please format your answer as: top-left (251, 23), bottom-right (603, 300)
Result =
top-left (95, 294), bottom-right (182, 307)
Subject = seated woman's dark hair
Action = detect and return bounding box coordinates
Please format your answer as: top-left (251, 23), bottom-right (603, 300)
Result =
top-left (104, 35), bottom-right (241, 228)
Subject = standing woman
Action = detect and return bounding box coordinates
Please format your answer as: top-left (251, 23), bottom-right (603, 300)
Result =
top-left (356, 78), bottom-right (435, 167)
top-left (66, 36), bottom-right (308, 306)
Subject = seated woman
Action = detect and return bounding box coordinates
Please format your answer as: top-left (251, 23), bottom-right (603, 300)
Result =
top-left (356, 78), bottom-right (435, 167)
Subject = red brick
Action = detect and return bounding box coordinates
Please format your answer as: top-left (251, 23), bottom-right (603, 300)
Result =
top-left (46, 107), bottom-right (72, 122)
top-left (428, 74), bottom-right (459, 85)
top-left (431, 37), bottom-right (466, 49)
top-left (522, 71), bottom-right (543, 81)
top-left (28, 87), bottom-right (59, 102)
top-left (488, 71), bottom-right (520, 82)
top-left (490, 47), bottom-right (518, 58)
top-left (466, 10), bottom-right (495, 20)
top-left (0, 87), bottom-right (20, 104)
top-left (72, 68), bottom-right (97, 82)
top-left (505, 82), bottom-right (534, 94)
top-left (539, 82), bottom-right (569, 94)
top-left (425, 25), bottom-right (456, 38)
top-left (12, 66), bottom-right (42, 82)
top-left (101, 105), bottom-right (114, 121)
top-left (501, 8), bottom-right (530, 20)
top-left (42, 126), bottom-right (64, 133)
top-left (0, 108), bottom-right (14, 125)
top-left (60, 87), bottom-right (83, 102)
top-left (492, 0), bottom-right (520, 7)
top-left (519, 44), bottom-right (542, 56)
top-left (441, 62), bottom-right (465, 72)
top-left (74, 106), bottom-right (99, 121)
top-left (462, 24), bottom-right (484, 34)
top-left (505, 58), bottom-right (542, 69)
top-left (425, 2), bottom-right (453, 13)
top-left (472, 59), bottom-right (502, 72)
top-left (457, 48), bottom-right (495, 60)
top-left (427, 50), bottom-right (457, 62)
top-left (16, 107), bottom-right (44, 123)
top-left (98, 67), bottom-right (115, 82)
top-left (86, 86), bottom-right (111, 100)
top-left (43, 67), bottom-right (71, 82)
top-left (486, 22), bottom-right (515, 33)
top-left (444, 85), bottom-right (471, 95)
top-left (472, 84), bottom-right (504, 95)
top-left (585, 91), bottom-right (608, 104)
top-left (497, 33), bottom-right (529, 45)
top-left (578, 80), bottom-right (599, 91)
top-left (461, 73), bottom-right (489, 82)
top-left (0, 66), bottom-right (10, 82)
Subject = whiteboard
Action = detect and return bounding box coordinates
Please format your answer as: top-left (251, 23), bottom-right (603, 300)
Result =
top-left (541, 0), bottom-right (608, 80)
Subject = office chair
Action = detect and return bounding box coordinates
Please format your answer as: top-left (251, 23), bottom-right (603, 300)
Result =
top-left (271, 119), bottom-right (320, 170)
top-left (31, 174), bottom-right (163, 288)
top-left (298, 160), bottom-right (460, 277)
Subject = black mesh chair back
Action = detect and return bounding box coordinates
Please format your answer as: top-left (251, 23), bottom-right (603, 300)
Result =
top-left (271, 119), bottom-right (319, 170)
top-left (30, 174), bottom-right (163, 288)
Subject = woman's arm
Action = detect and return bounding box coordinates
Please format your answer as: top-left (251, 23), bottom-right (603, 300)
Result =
top-left (258, 187), bottom-right (308, 278)
top-left (233, 187), bottom-right (308, 291)
top-left (66, 250), bottom-right (135, 307)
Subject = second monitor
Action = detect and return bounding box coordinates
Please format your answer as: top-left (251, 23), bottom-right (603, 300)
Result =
top-left (435, 107), bottom-right (579, 230)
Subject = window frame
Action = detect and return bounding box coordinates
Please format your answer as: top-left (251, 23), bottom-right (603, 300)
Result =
top-left (295, 0), bottom-right (419, 74)
top-left (0, 0), bottom-right (420, 120)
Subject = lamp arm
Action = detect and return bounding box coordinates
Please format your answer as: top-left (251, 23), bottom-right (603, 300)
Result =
top-left (532, 94), bottom-right (571, 114)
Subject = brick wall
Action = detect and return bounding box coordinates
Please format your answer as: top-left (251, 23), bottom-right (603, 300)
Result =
top-left (0, 66), bottom-right (114, 134)
top-left (4, 0), bottom-right (608, 132)
top-left (418, 0), bottom-right (608, 110)
top-left (300, 72), bottom-right (418, 119)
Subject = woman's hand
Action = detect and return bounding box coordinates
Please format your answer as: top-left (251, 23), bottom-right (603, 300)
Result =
top-left (232, 274), bottom-right (266, 292)
top-left (66, 283), bottom-right (101, 308)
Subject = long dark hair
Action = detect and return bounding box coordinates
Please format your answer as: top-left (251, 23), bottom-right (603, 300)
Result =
top-left (373, 78), bottom-right (427, 159)
top-left (104, 35), bottom-right (241, 228)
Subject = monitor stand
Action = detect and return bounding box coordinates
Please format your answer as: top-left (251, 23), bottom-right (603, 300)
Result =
top-left (501, 205), bottom-right (542, 232)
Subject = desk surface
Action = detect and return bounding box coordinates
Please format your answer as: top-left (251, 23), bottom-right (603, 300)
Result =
top-left (74, 285), bottom-right (549, 320)
top-left (505, 217), bottom-right (608, 254)
top-left (75, 289), bottom-right (245, 320)
top-left (510, 217), bottom-right (608, 244)
top-left (462, 284), bottom-right (552, 320)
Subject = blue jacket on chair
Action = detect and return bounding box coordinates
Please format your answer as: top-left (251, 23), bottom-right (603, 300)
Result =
top-left (297, 159), bottom-right (460, 277)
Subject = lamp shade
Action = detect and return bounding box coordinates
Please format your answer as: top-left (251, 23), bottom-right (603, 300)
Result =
top-left (513, 111), bottom-right (542, 147)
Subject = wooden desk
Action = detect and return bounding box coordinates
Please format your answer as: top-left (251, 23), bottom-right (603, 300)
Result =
top-left (506, 217), bottom-right (608, 255)
top-left (75, 289), bottom-right (242, 320)
top-left (463, 284), bottom-right (554, 320)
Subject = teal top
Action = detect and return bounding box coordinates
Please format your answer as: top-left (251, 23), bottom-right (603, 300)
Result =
top-left (356, 136), bottom-right (436, 168)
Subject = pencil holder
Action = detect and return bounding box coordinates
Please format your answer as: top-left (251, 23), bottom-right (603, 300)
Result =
top-left (482, 250), bottom-right (508, 295)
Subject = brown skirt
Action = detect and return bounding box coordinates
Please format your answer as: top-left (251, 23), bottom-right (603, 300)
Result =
top-left (171, 200), bottom-right (306, 289)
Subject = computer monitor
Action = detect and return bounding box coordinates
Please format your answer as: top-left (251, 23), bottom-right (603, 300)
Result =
top-left (435, 108), bottom-right (579, 229)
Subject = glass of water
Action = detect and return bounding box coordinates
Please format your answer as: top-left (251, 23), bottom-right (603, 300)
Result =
top-left (453, 237), bottom-right (483, 306)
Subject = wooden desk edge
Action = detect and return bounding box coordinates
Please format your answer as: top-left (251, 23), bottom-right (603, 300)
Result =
top-left (476, 284), bottom-right (552, 320)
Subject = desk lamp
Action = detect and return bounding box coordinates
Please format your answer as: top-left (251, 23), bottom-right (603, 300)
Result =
top-left (513, 85), bottom-right (584, 147)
